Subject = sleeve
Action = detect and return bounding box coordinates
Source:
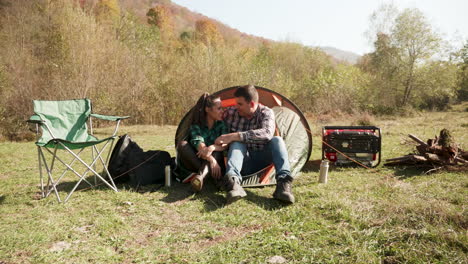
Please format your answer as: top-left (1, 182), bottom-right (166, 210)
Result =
top-left (239, 108), bottom-right (275, 143)
top-left (220, 122), bottom-right (228, 135)
top-left (189, 124), bottom-right (205, 149)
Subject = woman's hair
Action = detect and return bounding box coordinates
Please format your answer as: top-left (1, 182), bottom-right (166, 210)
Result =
top-left (192, 93), bottom-right (221, 126)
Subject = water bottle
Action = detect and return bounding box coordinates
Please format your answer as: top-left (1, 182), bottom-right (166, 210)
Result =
top-left (318, 159), bottom-right (329, 184)
top-left (164, 165), bottom-right (171, 187)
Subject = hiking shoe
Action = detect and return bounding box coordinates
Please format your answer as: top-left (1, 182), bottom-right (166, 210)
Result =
top-left (182, 172), bottom-right (197, 184)
top-left (190, 174), bottom-right (203, 192)
top-left (273, 176), bottom-right (295, 204)
top-left (225, 176), bottom-right (246, 204)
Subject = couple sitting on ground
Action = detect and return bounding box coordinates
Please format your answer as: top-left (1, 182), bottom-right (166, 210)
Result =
top-left (177, 85), bottom-right (295, 204)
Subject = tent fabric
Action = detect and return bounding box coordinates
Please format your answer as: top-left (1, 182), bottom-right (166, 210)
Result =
top-left (32, 99), bottom-right (124, 150)
top-left (175, 86), bottom-right (312, 186)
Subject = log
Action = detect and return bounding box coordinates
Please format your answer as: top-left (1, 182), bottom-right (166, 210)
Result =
top-left (409, 134), bottom-right (428, 147)
top-left (411, 155), bottom-right (427, 162)
top-left (461, 151), bottom-right (468, 160)
top-left (385, 130), bottom-right (466, 170)
top-left (385, 155), bottom-right (414, 162)
top-left (424, 153), bottom-right (444, 164)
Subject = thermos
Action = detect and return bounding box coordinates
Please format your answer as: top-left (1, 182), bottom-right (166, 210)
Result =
top-left (319, 159), bottom-right (329, 183)
top-left (164, 165), bottom-right (171, 187)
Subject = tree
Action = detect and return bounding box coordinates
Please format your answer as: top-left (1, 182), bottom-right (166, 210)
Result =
top-left (457, 41), bottom-right (468, 100)
top-left (146, 5), bottom-right (174, 38)
top-left (195, 19), bottom-right (223, 46)
top-left (95, 0), bottom-right (120, 23)
top-left (392, 8), bottom-right (441, 106)
top-left (415, 61), bottom-right (458, 110)
top-left (366, 6), bottom-right (441, 107)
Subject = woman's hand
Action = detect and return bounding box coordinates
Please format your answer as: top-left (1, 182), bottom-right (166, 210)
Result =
top-left (197, 145), bottom-right (214, 160)
top-left (215, 133), bottom-right (240, 145)
top-left (208, 156), bottom-right (222, 179)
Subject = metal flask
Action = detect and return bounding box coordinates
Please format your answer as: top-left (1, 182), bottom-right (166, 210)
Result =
top-left (164, 165), bottom-right (171, 187)
top-left (318, 159), bottom-right (329, 184)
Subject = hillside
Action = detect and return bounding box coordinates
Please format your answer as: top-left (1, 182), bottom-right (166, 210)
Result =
top-left (83, 0), bottom-right (360, 60)
top-left (319, 46), bottom-right (361, 64)
top-left (118, 0), bottom-right (270, 46)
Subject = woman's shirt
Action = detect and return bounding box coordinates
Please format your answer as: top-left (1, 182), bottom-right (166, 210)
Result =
top-left (189, 120), bottom-right (228, 149)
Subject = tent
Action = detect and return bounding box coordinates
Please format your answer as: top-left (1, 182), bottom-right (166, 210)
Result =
top-left (175, 86), bottom-right (312, 187)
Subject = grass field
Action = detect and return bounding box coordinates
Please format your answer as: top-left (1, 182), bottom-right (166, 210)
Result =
top-left (0, 106), bottom-right (467, 264)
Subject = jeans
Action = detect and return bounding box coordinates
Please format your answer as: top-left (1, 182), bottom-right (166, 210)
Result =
top-left (226, 136), bottom-right (291, 182)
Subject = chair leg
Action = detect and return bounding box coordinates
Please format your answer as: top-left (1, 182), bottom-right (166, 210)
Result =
top-left (38, 148), bottom-right (62, 202)
top-left (44, 148), bottom-right (94, 198)
top-left (93, 141), bottom-right (117, 189)
top-left (59, 142), bottom-right (118, 192)
top-left (37, 140), bottom-right (119, 203)
top-left (92, 143), bottom-right (96, 185)
top-left (37, 146), bottom-right (45, 198)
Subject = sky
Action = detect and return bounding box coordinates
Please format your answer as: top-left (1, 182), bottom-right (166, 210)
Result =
top-left (171, 0), bottom-right (468, 55)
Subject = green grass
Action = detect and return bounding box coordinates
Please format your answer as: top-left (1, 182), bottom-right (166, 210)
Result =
top-left (0, 110), bottom-right (467, 264)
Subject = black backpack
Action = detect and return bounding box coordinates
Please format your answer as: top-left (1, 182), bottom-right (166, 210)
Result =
top-left (108, 134), bottom-right (172, 186)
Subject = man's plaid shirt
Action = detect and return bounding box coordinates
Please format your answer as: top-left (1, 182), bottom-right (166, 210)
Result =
top-left (223, 105), bottom-right (275, 151)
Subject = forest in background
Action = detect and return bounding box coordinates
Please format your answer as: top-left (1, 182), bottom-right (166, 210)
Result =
top-left (0, 0), bottom-right (467, 140)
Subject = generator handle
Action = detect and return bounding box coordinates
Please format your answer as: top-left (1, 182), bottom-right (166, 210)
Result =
top-left (323, 126), bottom-right (380, 131)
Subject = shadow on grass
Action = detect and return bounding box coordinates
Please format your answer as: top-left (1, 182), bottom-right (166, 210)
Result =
top-left (244, 188), bottom-right (289, 210)
top-left (159, 181), bottom-right (193, 203)
top-left (158, 180), bottom-right (227, 212)
top-left (0, 195), bottom-right (5, 204)
top-left (301, 159), bottom-right (341, 174)
top-left (54, 175), bottom-right (120, 193)
top-left (301, 160), bottom-right (321, 173)
top-left (387, 165), bottom-right (432, 179)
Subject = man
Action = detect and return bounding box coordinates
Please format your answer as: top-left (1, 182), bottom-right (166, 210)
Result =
top-left (215, 85), bottom-right (295, 204)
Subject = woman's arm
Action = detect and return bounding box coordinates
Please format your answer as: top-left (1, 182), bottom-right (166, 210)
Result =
top-left (198, 143), bottom-right (226, 160)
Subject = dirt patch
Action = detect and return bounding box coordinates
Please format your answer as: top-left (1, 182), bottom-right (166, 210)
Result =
top-left (188, 224), bottom-right (264, 253)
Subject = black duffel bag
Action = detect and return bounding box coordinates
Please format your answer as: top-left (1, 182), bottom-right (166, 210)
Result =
top-left (108, 134), bottom-right (172, 186)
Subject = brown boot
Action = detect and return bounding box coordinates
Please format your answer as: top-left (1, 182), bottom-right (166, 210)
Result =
top-left (190, 164), bottom-right (209, 192)
top-left (273, 176), bottom-right (295, 204)
top-left (224, 175), bottom-right (246, 204)
top-left (190, 174), bottom-right (204, 192)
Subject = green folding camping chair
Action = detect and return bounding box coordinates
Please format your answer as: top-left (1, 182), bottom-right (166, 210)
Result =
top-left (27, 99), bottom-right (129, 203)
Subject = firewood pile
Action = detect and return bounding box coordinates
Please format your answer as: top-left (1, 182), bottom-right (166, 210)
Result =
top-left (385, 129), bottom-right (468, 173)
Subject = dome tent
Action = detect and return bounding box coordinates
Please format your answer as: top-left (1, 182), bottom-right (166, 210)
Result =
top-left (175, 86), bottom-right (312, 187)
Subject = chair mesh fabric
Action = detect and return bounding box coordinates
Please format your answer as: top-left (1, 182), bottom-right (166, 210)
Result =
top-left (33, 99), bottom-right (111, 149)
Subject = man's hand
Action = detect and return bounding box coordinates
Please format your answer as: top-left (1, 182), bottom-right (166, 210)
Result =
top-left (208, 156), bottom-right (222, 179)
top-left (197, 145), bottom-right (214, 160)
top-left (215, 133), bottom-right (240, 145)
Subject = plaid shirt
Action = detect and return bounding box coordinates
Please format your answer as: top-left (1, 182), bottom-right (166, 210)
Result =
top-left (189, 121), bottom-right (228, 149)
top-left (223, 105), bottom-right (275, 151)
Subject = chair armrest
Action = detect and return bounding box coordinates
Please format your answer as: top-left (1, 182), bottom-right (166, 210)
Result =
top-left (90, 114), bottom-right (130, 121)
top-left (27, 114), bottom-right (44, 124)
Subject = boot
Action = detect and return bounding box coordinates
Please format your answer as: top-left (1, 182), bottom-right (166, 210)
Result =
top-left (273, 175), bottom-right (295, 204)
top-left (224, 175), bottom-right (246, 204)
top-left (190, 163), bottom-right (209, 192)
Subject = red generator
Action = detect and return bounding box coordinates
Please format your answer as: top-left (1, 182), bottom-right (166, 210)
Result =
top-left (322, 126), bottom-right (382, 167)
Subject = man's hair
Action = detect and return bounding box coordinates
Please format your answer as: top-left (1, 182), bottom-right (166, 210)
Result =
top-left (234, 84), bottom-right (258, 103)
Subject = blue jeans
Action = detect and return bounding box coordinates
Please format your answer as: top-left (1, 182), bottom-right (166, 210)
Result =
top-left (226, 136), bottom-right (291, 182)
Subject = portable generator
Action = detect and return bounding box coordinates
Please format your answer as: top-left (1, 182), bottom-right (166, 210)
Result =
top-left (322, 126), bottom-right (381, 167)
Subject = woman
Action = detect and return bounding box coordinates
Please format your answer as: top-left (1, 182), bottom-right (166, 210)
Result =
top-left (177, 93), bottom-right (227, 192)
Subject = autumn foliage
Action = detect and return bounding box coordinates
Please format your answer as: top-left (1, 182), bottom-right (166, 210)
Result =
top-left (146, 5), bottom-right (174, 37)
top-left (195, 19), bottom-right (224, 46)
top-left (0, 0), bottom-right (464, 140)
